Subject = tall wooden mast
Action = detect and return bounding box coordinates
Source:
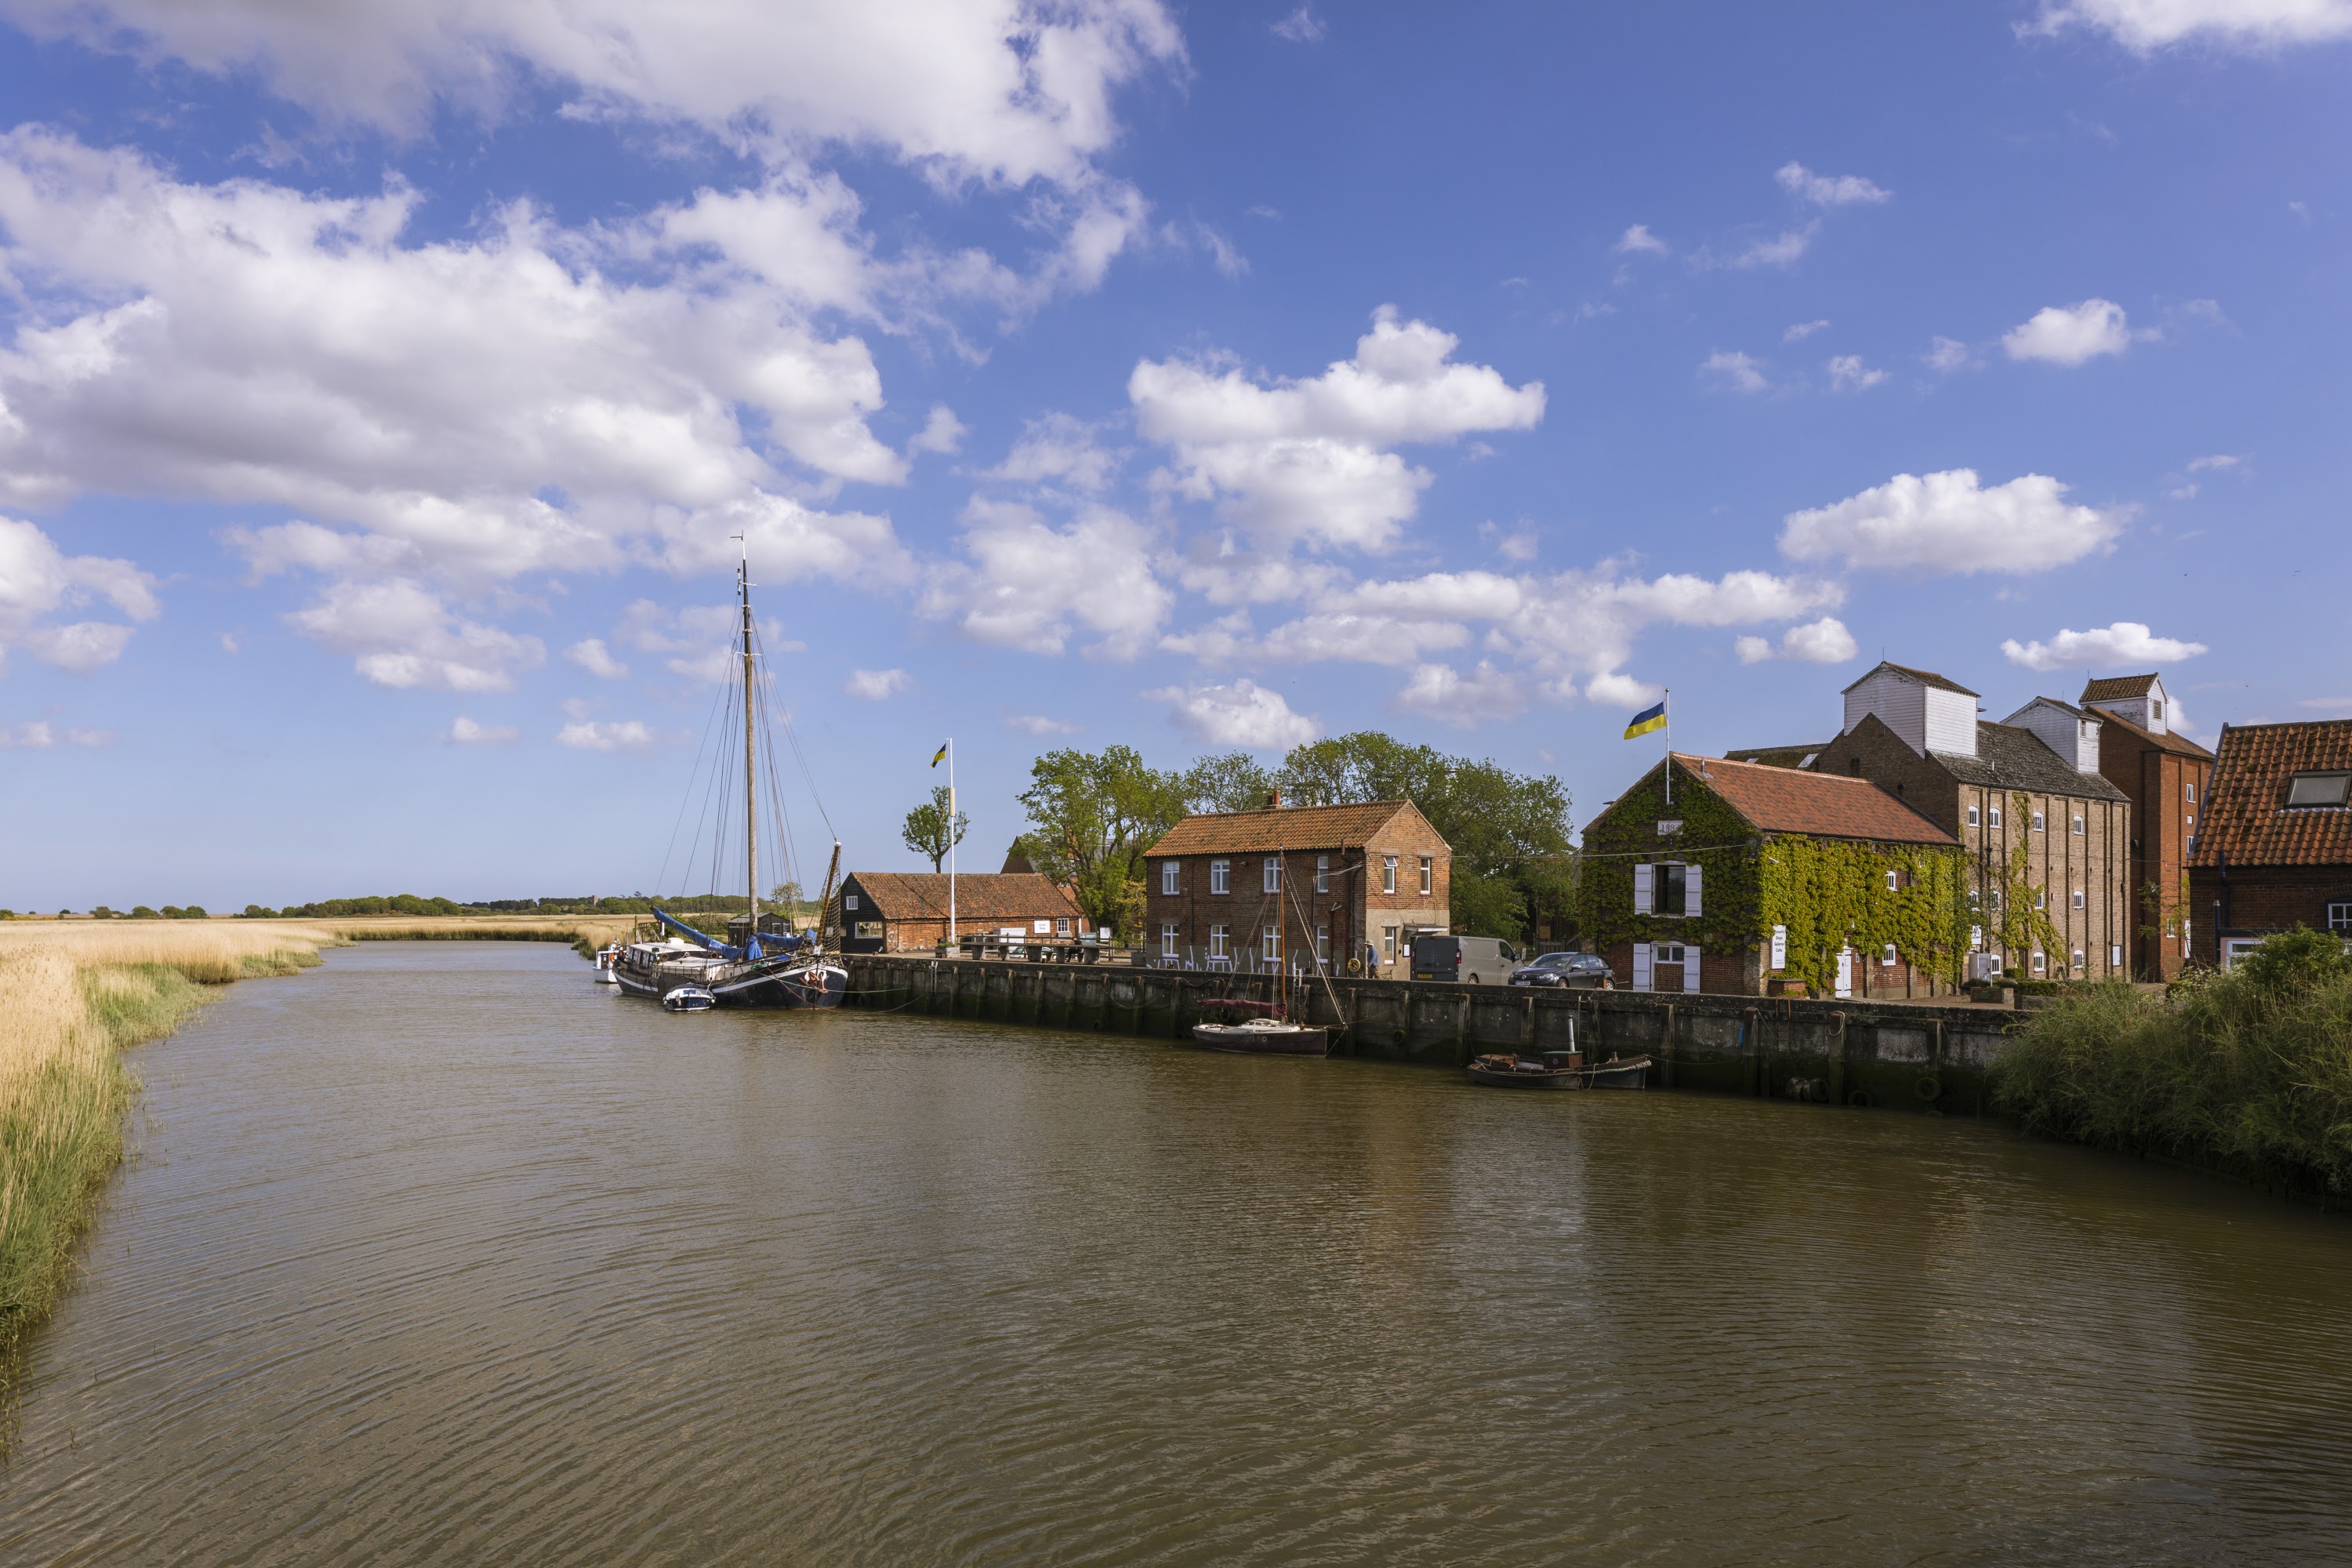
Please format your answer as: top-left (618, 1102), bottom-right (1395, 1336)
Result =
top-left (739, 541), bottom-right (758, 935)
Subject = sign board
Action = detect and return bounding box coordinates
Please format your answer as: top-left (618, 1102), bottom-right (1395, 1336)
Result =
top-left (1769, 924), bottom-right (1786, 971)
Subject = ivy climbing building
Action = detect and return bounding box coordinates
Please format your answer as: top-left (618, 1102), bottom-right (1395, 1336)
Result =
top-left (1579, 753), bottom-right (1963, 998)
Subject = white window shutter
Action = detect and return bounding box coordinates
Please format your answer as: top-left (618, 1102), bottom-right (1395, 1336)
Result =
top-left (1686, 942), bottom-right (1700, 993)
top-left (1633, 863), bottom-right (1653, 914)
top-left (1633, 942), bottom-right (1653, 992)
top-left (1686, 863), bottom-right (1703, 918)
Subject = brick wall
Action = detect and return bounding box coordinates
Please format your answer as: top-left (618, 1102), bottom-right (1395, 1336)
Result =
top-left (2190, 863), bottom-right (2352, 964)
top-left (1145, 815), bottom-right (1450, 977)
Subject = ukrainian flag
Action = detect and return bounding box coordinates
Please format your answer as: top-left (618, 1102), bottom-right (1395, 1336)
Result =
top-left (931, 741), bottom-right (949, 768)
top-left (1623, 700), bottom-right (1667, 739)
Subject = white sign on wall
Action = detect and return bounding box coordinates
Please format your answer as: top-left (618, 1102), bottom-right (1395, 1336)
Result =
top-left (1769, 924), bottom-right (1787, 971)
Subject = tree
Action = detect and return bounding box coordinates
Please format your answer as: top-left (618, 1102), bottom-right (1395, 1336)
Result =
top-left (900, 786), bottom-right (969, 873)
top-left (1179, 751), bottom-right (1276, 814)
top-left (1015, 746), bottom-right (1187, 939)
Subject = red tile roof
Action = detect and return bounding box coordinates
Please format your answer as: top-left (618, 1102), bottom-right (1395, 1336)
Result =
top-left (2080, 673), bottom-right (2161, 702)
top-left (2094, 706), bottom-right (2214, 761)
top-left (1673, 753), bottom-right (1957, 845)
top-left (844, 872), bottom-right (1081, 923)
top-left (2190, 720), bottom-right (2352, 868)
top-left (1145, 800), bottom-right (1445, 856)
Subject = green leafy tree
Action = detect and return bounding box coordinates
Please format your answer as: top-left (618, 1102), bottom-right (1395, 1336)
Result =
top-left (1016, 746), bottom-right (1187, 939)
top-left (899, 786), bottom-right (970, 873)
top-left (1178, 752), bottom-right (1277, 814)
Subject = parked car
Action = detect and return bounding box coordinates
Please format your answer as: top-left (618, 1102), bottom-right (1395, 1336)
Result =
top-left (1410, 935), bottom-right (1521, 984)
top-left (1508, 951), bottom-right (1614, 989)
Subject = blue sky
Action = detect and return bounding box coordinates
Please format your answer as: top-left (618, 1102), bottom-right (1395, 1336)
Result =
top-left (0, 0), bottom-right (2344, 909)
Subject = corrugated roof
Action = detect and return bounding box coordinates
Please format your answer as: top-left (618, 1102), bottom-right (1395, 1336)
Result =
top-left (1145, 799), bottom-right (1443, 856)
top-left (1928, 722), bottom-right (2131, 802)
top-left (1723, 742), bottom-right (1829, 771)
top-left (2190, 720), bottom-right (2352, 869)
top-left (1842, 659), bottom-right (1979, 698)
top-left (844, 872), bottom-right (1081, 923)
top-left (2081, 673), bottom-right (2160, 702)
top-left (2095, 706), bottom-right (2214, 761)
top-left (1673, 754), bottom-right (1956, 845)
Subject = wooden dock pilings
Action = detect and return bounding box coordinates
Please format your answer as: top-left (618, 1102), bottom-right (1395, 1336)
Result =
top-left (840, 956), bottom-right (2013, 1116)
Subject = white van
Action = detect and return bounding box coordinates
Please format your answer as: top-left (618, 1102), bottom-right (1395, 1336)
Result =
top-left (1410, 934), bottom-right (1521, 985)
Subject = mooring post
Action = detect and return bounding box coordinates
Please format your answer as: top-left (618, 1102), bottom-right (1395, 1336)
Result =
top-left (1661, 1003), bottom-right (1675, 1089)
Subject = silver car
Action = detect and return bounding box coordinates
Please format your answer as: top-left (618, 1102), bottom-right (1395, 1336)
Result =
top-left (1508, 951), bottom-right (1613, 989)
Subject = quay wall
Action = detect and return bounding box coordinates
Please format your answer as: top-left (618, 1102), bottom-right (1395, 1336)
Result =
top-left (840, 956), bottom-right (2016, 1115)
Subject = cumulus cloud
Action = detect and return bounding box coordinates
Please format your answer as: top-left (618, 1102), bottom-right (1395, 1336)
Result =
top-left (0, 515), bottom-right (159, 674)
top-left (1585, 670), bottom-right (1663, 708)
top-left (1271, 5), bottom-right (1326, 42)
top-left (1780, 470), bottom-right (2124, 575)
top-left (1736, 616), bottom-right (1857, 664)
top-left (1, 0), bottom-right (1185, 186)
top-left (919, 498), bottom-right (1171, 658)
top-left (984, 412), bottom-right (1121, 493)
top-left (1717, 225), bottom-right (1817, 270)
top-left (2002, 299), bottom-right (2138, 365)
top-left (1925, 336), bottom-right (1976, 372)
top-left (1130, 307), bottom-right (1544, 554)
top-left (283, 579), bottom-right (545, 691)
top-left (1391, 661), bottom-right (1526, 727)
top-left (0, 719), bottom-right (112, 747)
top-left (2000, 621), bottom-right (2210, 670)
top-left (557, 719), bottom-right (659, 752)
top-left (845, 666), bottom-right (910, 699)
top-left (1142, 677), bottom-right (1319, 748)
top-left (449, 716), bottom-right (518, 744)
top-left (564, 638), bottom-right (630, 679)
top-left (1615, 223), bottom-right (1668, 255)
top-left (1775, 162), bottom-right (1893, 206)
top-left (1827, 355), bottom-right (1887, 391)
top-left (2029, 0), bottom-right (2352, 49)
top-left (613, 599), bottom-right (802, 682)
top-left (1784, 319), bottom-right (1831, 341)
top-left (1700, 350), bottom-right (1770, 394)
top-left (2187, 453), bottom-right (2241, 472)
top-left (1005, 713), bottom-right (1080, 735)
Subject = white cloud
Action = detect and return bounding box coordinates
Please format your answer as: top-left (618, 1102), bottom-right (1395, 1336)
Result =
top-left (984, 412), bottom-right (1121, 493)
top-left (1826, 354), bottom-right (1887, 390)
top-left (845, 666), bottom-right (910, 699)
top-left (1615, 223), bottom-right (1668, 255)
top-left (0, 515), bottom-right (158, 674)
top-left (1271, 5), bottom-right (1326, 42)
top-left (449, 716), bottom-right (518, 744)
top-left (1130, 307), bottom-right (1544, 554)
top-left (2187, 453), bottom-right (2241, 472)
top-left (1004, 713), bottom-right (1080, 735)
top-left (2031, 0), bottom-right (2352, 49)
top-left (919, 498), bottom-right (1171, 658)
top-left (1390, 661), bottom-right (1525, 727)
top-left (1926, 336), bottom-right (1975, 372)
top-left (1585, 670), bottom-right (1663, 709)
top-left (1717, 224), bottom-right (1817, 270)
top-left (564, 637), bottom-right (630, 679)
top-left (614, 599), bottom-right (803, 683)
top-left (1780, 470), bottom-right (2125, 575)
top-left (283, 578), bottom-right (545, 691)
top-left (2, 0), bottom-right (1185, 187)
top-left (556, 719), bottom-right (659, 752)
top-left (1775, 162), bottom-right (1893, 206)
top-left (0, 719), bottom-right (105, 746)
top-left (907, 405), bottom-right (967, 457)
top-left (1784, 319), bottom-right (1830, 342)
top-left (2000, 621), bottom-right (2210, 671)
top-left (1142, 677), bottom-right (1319, 748)
top-left (1700, 350), bottom-right (1770, 394)
top-left (2002, 299), bottom-right (2137, 365)
top-left (1737, 616), bottom-right (1858, 664)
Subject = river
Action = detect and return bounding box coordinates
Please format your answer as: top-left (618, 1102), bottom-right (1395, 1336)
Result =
top-left (4, 942), bottom-right (2350, 1564)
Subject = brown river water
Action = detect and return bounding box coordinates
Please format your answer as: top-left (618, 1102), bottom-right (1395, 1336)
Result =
top-left (5, 942), bottom-right (2351, 1565)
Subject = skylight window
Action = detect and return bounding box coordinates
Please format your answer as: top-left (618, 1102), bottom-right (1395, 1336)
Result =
top-left (2285, 771), bottom-right (2351, 808)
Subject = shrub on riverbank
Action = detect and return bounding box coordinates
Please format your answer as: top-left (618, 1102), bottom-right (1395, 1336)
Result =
top-left (1996, 928), bottom-right (2352, 1198)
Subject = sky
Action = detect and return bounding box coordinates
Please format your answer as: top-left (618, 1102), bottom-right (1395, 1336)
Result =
top-left (0, 0), bottom-right (2346, 910)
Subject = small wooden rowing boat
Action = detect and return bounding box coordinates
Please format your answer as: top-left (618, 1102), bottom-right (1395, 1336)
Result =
top-left (1584, 1053), bottom-right (1653, 1090)
top-left (1189, 1018), bottom-right (1330, 1056)
top-left (1467, 1051), bottom-right (1584, 1088)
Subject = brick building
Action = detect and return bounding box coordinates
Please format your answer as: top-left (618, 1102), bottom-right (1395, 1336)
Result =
top-left (2076, 673), bottom-right (2214, 979)
top-left (2187, 719), bottom-right (2352, 969)
top-left (835, 872), bottom-right (1084, 953)
top-left (1581, 753), bottom-right (1959, 996)
top-left (1142, 800), bottom-right (1450, 976)
top-left (1808, 662), bottom-right (2133, 982)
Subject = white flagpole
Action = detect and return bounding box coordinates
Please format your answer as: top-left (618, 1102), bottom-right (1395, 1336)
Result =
top-left (947, 738), bottom-right (957, 944)
top-left (1664, 688), bottom-right (1672, 808)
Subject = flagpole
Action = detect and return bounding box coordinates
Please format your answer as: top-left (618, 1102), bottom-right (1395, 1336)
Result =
top-left (1664, 688), bottom-right (1672, 808)
top-left (947, 738), bottom-right (957, 944)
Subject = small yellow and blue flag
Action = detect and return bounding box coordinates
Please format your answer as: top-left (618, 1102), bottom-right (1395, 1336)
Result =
top-left (931, 741), bottom-right (949, 768)
top-left (1623, 700), bottom-right (1667, 740)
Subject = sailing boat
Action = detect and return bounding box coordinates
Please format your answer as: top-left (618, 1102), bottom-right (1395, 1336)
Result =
top-left (1189, 794), bottom-right (1330, 1056)
top-left (608, 547), bottom-right (848, 1011)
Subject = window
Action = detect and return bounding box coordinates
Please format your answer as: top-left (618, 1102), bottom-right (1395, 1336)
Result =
top-left (855, 921), bottom-right (882, 938)
top-left (1990, 806), bottom-right (2003, 829)
top-left (2034, 889), bottom-right (2046, 911)
top-left (1262, 925), bottom-right (1279, 963)
top-left (1882, 943), bottom-right (1897, 967)
top-left (1990, 888), bottom-right (2003, 911)
top-left (2071, 815), bottom-right (2084, 836)
top-left (1418, 856), bottom-right (1433, 896)
top-left (2286, 771), bottom-right (2352, 808)
top-left (1264, 856), bottom-right (1280, 894)
top-left (2153, 698), bottom-right (2165, 722)
top-left (2031, 951), bottom-right (2046, 974)
top-left (1966, 805), bottom-right (1980, 828)
top-left (2110, 944), bottom-right (2122, 967)
top-left (1382, 855), bottom-right (1397, 894)
top-left (1210, 859), bottom-right (1229, 895)
top-left (2031, 810), bottom-right (2045, 833)
top-left (1209, 924), bottom-right (1230, 960)
top-left (1885, 869), bottom-right (1900, 892)
top-left (2071, 889), bottom-right (2085, 910)
top-left (1657, 862), bottom-right (1687, 917)
top-left (1316, 855), bottom-right (1328, 893)
top-left (1382, 925), bottom-right (1398, 960)
top-left (1971, 925), bottom-right (1984, 950)
top-left (1655, 943), bottom-right (1685, 966)
top-left (1160, 861), bottom-right (1179, 896)
top-left (2186, 815), bottom-right (2195, 838)
top-left (1316, 923), bottom-right (1330, 960)
top-left (1160, 924), bottom-right (1178, 958)
top-left (844, 894), bottom-right (859, 910)
top-left (2186, 779), bottom-right (2196, 805)
top-left (2329, 902), bottom-right (2352, 934)
top-left (2072, 949), bottom-right (2085, 971)
top-left (1967, 888), bottom-right (1981, 909)
top-left (1056, 917), bottom-right (1071, 937)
